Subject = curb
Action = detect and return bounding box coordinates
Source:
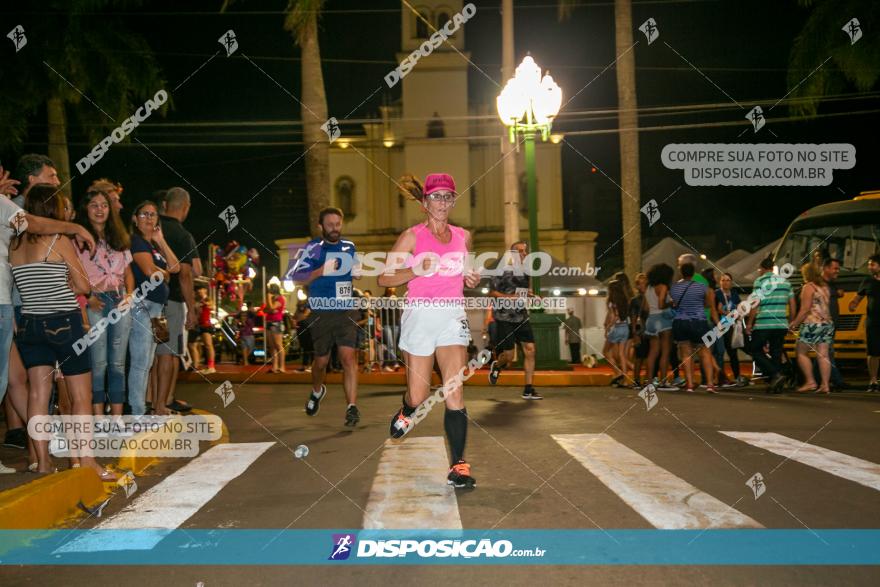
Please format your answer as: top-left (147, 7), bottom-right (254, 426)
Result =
top-left (0, 468), bottom-right (108, 530)
top-left (0, 410), bottom-right (229, 530)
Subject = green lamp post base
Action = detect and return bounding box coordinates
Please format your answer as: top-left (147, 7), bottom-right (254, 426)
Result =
top-left (513, 312), bottom-right (572, 371)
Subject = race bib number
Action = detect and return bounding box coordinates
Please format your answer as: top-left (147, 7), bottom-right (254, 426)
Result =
top-left (336, 281), bottom-right (352, 298)
top-left (515, 287), bottom-right (529, 298)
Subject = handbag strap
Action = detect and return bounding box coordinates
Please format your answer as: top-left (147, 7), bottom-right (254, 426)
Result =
top-left (673, 280), bottom-right (695, 309)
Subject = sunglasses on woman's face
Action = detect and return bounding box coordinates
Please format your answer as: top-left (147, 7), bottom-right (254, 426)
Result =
top-left (426, 192), bottom-right (455, 202)
top-left (137, 211), bottom-right (158, 219)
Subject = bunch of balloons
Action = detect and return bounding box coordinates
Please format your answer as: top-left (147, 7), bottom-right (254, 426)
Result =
top-left (212, 241), bottom-right (260, 303)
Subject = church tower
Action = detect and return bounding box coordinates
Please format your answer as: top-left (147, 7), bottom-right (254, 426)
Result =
top-left (398, 2), bottom-right (472, 226)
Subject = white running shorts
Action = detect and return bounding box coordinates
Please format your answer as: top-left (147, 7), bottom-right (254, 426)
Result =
top-left (398, 306), bottom-right (471, 356)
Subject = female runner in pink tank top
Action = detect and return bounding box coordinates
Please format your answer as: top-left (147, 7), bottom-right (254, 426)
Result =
top-left (378, 173), bottom-right (481, 489)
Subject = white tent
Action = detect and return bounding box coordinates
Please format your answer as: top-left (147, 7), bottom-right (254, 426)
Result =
top-left (726, 239), bottom-right (781, 286)
top-left (641, 237), bottom-right (692, 272)
top-left (716, 249), bottom-right (750, 271)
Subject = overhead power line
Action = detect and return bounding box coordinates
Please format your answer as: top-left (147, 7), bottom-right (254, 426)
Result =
top-left (32, 107), bottom-right (880, 148)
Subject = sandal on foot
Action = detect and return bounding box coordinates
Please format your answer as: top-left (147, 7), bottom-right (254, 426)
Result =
top-left (97, 468), bottom-right (120, 482)
top-left (166, 400), bottom-right (192, 413)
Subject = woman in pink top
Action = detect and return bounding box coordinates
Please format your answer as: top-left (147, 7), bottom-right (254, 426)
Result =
top-left (378, 173), bottom-right (481, 489)
top-left (76, 188), bottom-right (134, 417)
top-left (265, 283), bottom-right (287, 373)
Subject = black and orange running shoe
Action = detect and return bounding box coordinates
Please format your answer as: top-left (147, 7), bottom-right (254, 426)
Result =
top-left (389, 408), bottom-right (414, 438)
top-left (447, 460), bottom-right (476, 488)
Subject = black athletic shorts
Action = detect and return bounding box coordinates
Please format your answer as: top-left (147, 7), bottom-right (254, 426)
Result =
top-left (310, 310), bottom-right (359, 356)
top-left (867, 321), bottom-right (880, 356)
top-left (672, 318), bottom-right (711, 345)
top-left (494, 319), bottom-right (535, 352)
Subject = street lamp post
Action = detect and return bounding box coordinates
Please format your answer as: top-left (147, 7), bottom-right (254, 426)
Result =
top-left (497, 56), bottom-right (569, 370)
top-left (496, 55), bottom-right (562, 295)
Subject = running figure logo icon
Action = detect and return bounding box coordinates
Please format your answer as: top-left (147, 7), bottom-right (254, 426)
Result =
top-left (219, 29), bottom-right (238, 56)
top-left (639, 18), bottom-right (659, 45)
top-left (219, 205), bottom-right (239, 231)
top-left (321, 117), bottom-right (342, 143)
top-left (638, 383), bottom-right (659, 411)
top-left (215, 380), bottom-right (236, 408)
top-left (842, 18), bottom-right (862, 45)
top-left (746, 106), bottom-right (766, 133)
top-left (746, 472), bottom-right (766, 500)
top-left (640, 199), bottom-right (660, 227)
top-left (328, 533), bottom-right (356, 560)
top-left (7, 25), bottom-right (26, 52)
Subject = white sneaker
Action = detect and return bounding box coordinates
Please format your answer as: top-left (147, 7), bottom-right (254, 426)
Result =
top-left (0, 461), bottom-right (15, 474)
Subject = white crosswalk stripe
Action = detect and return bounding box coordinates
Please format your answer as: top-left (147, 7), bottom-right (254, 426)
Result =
top-left (721, 431), bottom-right (880, 491)
top-left (56, 430), bottom-right (880, 534)
top-left (363, 436), bottom-right (461, 530)
top-left (552, 433), bottom-right (762, 529)
top-left (54, 442), bottom-right (274, 553)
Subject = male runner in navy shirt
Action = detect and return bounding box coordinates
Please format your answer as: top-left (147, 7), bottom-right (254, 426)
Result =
top-left (290, 207), bottom-right (360, 427)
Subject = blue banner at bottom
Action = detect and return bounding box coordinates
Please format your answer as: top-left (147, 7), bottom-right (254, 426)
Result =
top-left (1, 529), bottom-right (879, 565)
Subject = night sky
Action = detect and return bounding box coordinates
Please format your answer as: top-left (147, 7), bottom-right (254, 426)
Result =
top-left (3, 0), bottom-right (879, 275)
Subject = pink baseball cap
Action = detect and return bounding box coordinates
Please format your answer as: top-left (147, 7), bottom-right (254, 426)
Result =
top-left (424, 173), bottom-right (456, 196)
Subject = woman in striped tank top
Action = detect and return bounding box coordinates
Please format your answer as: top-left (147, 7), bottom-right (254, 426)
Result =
top-left (669, 262), bottom-right (720, 392)
top-left (10, 186), bottom-right (117, 479)
top-left (378, 173), bottom-right (481, 489)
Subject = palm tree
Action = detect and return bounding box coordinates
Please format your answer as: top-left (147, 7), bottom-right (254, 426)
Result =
top-left (786, 0), bottom-right (880, 116)
top-left (560, 0), bottom-right (642, 277)
top-left (283, 0), bottom-right (330, 238)
top-left (0, 0), bottom-right (166, 194)
top-left (613, 0), bottom-right (642, 278)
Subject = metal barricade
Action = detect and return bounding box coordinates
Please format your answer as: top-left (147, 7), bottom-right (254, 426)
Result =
top-left (357, 296), bottom-right (403, 372)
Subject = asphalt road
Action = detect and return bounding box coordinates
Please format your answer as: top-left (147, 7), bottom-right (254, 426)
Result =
top-left (5, 380), bottom-right (880, 586)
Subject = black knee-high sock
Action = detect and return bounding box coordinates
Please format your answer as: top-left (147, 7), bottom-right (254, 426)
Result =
top-left (444, 408), bottom-right (468, 465)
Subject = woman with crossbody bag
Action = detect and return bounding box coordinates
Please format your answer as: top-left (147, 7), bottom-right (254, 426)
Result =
top-left (670, 262), bottom-right (720, 393)
top-left (128, 201), bottom-right (179, 416)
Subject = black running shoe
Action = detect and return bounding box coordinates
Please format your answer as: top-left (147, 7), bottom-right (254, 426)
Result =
top-left (3, 428), bottom-right (26, 450)
top-left (447, 461), bottom-right (476, 488)
top-left (344, 405), bottom-right (360, 427)
top-left (389, 408), bottom-right (414, 438)
top-left (522, 388), bottom-right (543, 400)
top-left (305, 385), bottom-right (326, 416)
top-left (488, 360), bottom-right (501, 385)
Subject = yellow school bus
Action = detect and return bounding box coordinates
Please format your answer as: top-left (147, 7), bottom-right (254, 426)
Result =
top-left (773, 191), bottom-right (880, 360)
